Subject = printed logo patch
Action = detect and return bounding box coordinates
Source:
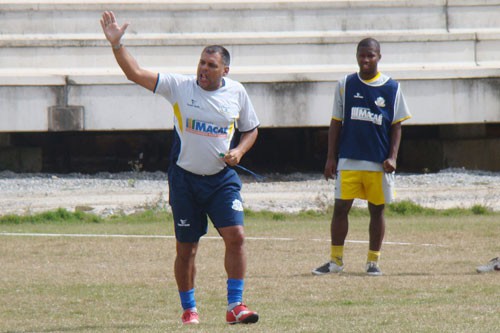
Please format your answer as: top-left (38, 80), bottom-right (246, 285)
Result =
top-left (351, 107), bottom-right (383, 125)
top-left (187, 99), bottom-right (201, 109)
top-left (217, 103), bottom-right (240, 118)
top-left (231, 199), bottom-right (244, 212)
top-left (186, 118), bottom-right (229, 137)
top-left (374, 97), bottom-right (386, 107)
top-left (177, 219), bottom-right (190, 227)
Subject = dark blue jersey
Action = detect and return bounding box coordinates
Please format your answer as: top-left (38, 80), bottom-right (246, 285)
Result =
top-left (338, 73), bottom-right (399, 163)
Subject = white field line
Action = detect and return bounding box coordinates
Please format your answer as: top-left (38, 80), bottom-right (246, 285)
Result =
top-left (0, 232), bottom-right (446, 247)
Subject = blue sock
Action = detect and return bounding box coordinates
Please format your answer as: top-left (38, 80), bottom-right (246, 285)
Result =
top-left (179, 288), bottom-right (196, 311)
top-left (227, 278), bottom-right (244, 306)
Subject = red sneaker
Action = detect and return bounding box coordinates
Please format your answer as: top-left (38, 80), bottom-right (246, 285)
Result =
top-left (181, 309), bottom-right (199, 325)
top-left (226, 303), bottom-right (259, 324)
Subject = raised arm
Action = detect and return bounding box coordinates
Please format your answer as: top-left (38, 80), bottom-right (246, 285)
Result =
top-left (100, 11), bottom-right (158, 92)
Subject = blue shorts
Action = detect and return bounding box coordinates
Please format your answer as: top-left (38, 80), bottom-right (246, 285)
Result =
top-left (168, 164), bottom-right (244, 243)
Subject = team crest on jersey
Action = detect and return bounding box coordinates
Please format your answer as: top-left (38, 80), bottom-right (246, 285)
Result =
top-left (374, 97), bottom-right (386, 107)
top-left (231, 199), bottom-right (244, 211)
top-left (217, 103), bottom-right (240, 118)
top-left (186, 118), bottom-right (229, 137)
top-left (219, 105), bottom-right (230, 113)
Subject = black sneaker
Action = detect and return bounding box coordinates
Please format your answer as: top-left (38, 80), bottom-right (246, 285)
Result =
top-left (312, 261), bottom-right (344, 275)
top-left (366, 261), bottom-right (382, 276)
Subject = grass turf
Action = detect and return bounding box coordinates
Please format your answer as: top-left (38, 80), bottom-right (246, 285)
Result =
top-left (0, 207), bottom-right (499, 332)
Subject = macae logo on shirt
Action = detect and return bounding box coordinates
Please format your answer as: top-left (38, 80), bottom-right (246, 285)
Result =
top-left (351, 107), bottom-right (383, 125)
top-left (354, 92), bottom-right (364, 99)
top-left (186, 118), bottom-right (229, 137)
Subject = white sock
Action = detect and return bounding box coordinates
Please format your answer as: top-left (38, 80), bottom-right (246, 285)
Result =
top-left (227, 302), bottom-right (241, 311)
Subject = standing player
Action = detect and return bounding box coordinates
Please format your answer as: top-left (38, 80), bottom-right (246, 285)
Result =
top-left (312, 38), bottom-right (411, 276)
top-left (100, 11), bottom-right (259, 325)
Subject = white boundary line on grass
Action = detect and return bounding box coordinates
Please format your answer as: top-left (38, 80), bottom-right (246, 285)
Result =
top-left (0, 232), bottom-right (446, 247)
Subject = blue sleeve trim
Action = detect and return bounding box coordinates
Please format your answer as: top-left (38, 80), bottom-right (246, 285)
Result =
top-left (153, 73), bottom-right (160, 93)
top-left (238, 125), bottom-right (260, 133)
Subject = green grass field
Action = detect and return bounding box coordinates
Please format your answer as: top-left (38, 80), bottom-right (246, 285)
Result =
top-left (0, 206), bottom-right (499, 332)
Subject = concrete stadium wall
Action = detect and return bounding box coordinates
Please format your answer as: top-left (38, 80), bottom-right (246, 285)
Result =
top-left (1, 0), bottom-right (500, 172)
top-left (1, 0), bottom-right (500, 131)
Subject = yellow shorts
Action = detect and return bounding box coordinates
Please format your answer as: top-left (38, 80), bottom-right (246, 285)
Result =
top-left (335, 170), bottom-right (395, 205)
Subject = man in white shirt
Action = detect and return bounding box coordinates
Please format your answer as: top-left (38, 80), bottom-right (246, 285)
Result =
top-left (101, 11), bottom-right (259, 325)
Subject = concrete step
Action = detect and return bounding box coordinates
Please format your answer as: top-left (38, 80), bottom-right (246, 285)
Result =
top-left (3, 30), bottom-right (499, 68)
top-left (2, 62), bottom-right (500, 131)
top-left (2, 0), bottom-right (500, 132)
top-left (0, 0), bottom-right (448, 34)
top-left (2, 0), bottom-right (498, 35)
top-left (448, 0), bottom-right (500, 29)
top-left (3, 62), bottom-right (500, 85)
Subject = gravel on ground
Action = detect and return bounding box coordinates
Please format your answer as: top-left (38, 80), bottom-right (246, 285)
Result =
top-left (0, 168), bottom-right (499, 216)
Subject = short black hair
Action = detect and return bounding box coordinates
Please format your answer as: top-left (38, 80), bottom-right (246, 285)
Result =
top-left (202, 45), bottom-right (231, 66)
top-left (357, 38), bottom-right (380, 53)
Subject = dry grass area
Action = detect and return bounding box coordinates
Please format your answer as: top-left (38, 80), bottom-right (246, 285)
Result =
top-left (0, 214), bottom-right (499, 332)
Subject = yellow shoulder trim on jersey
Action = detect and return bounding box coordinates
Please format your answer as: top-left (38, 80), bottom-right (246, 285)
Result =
top-left (173, 103), bottom-right (183, 133)
top-left (332, 116), bottom-right (343, 121)
top-left (392, 115), bottom-right (412, 124)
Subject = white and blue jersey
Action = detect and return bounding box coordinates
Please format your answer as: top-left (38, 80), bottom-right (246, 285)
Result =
top-left (155, 73), bottom-right (259, 242)
top-left (154, 73), bottom-right (260, 176)
top-left (332, 72), bottom-right (411, 171)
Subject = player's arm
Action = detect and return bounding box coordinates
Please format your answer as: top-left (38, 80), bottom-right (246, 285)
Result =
top-left (224, 128), bottom-right (258, 167)
top-left (324, 118), bottom-right (341, 180)
top-left (100, 11), bottom-right (157, 92)
top-left (383, 121), bottom-right (402, 173)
